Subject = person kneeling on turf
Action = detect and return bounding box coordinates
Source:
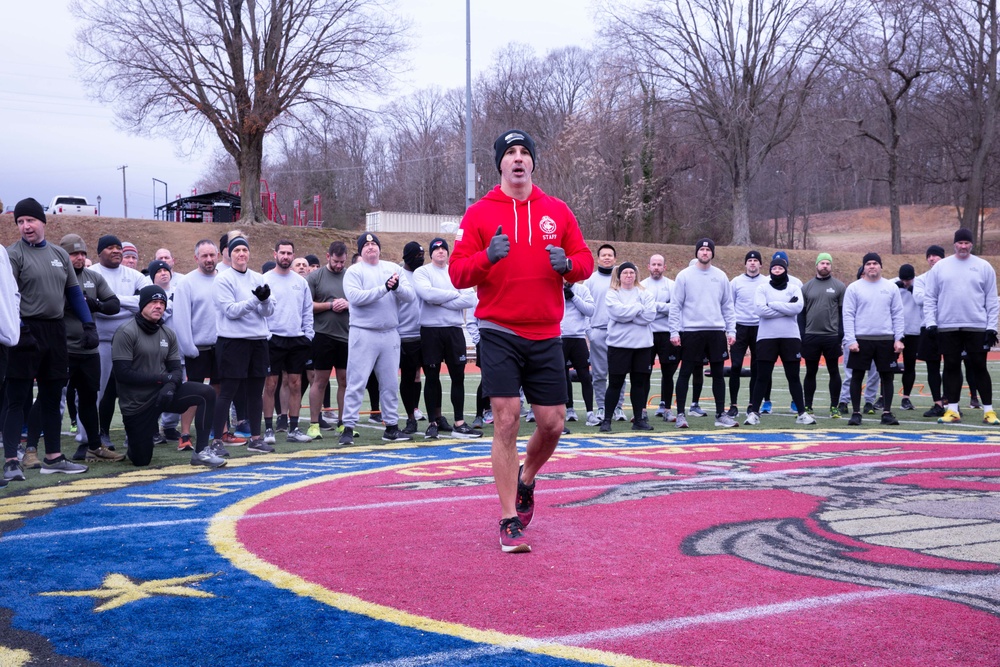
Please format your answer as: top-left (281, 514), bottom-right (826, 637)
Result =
top-left (112, 285), bottom-right (224, 468)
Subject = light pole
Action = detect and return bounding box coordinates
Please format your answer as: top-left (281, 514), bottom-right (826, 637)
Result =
top-left (118, 165), bottom-right (128, 218)
top-left (465, 0), bottom-right (475, 208)
top-left (152, 178), bottom-right (168, 220)
top-left (96, 195), bottom-right (102, 216)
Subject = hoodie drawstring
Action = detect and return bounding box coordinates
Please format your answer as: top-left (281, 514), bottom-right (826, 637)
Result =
top-left (508, 194), bottom-right (533, 246)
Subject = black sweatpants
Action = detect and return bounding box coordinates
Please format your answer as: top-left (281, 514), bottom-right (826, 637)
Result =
top-left (124, 382), bottom-right (216, 466)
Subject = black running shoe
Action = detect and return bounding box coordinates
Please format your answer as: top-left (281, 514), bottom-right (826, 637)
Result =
top-left (382, 425), bottom-right (412, 442)
top-left (436, 416), bottom-right (453, 433)
top-left (726, 405), bottom-right (739, 418)
top-left (900, 397), bottom-right (914, 411)
top-left (516, 465), bottom-right (535, 527)
top-left (632, 417), bottom-right (653, 431)
top-left (880, 412), bottom-right (899, 426)
top-left (863, 402), bottom-right (876, 415)
top-left (848, 412), bottom-right (862, 426)
top-left (923, 404), bottom-right (945, 418)
top-left (402, 418), bottom-right (418, 435)
top-left (424, 422), bottom-right (439, 439)
top-left (338, 427), bottom-right (354, 446)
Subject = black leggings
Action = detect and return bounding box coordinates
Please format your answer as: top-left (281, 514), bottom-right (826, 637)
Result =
top-left (399, 339), bottom-right (422, 418)
top-left (99, 373), bottom-right (117, 435)
top-left (900, 334), bottom-right (920, 396)
top-left (676, 361), bottom-right (723, 415)
top-left (752, 360), bottom-right (806, 414)
top-left (605, 373), bottom-right (651, 419)
top-left (213, 377), bottom-right (264, 439)
top-left (424, 364), bottom-right (465, 422)
top-left (924, 357), bottom-right (942, 402)
top-left (804, 355), bottom-right (842, 410)
top-left (851, 371), bottom-right (894, 413)
top-left (3, 378), bottom-right (63, 459)
top-left (563, 337), bottom-right (594, 412)
top-left (124, 382), bottom-right (216, 466)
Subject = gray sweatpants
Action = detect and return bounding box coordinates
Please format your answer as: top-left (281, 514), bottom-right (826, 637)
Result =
top-left (343, 327), bottom-right (401, 429)
top-left (838, 343), bottom-right (879, 405)
top-left (587, 327), bottom-right (624, 413)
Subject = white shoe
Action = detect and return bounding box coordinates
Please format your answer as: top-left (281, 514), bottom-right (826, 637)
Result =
top-left (566, 407), bottom-right (578, 422)
top-left (613, 408), bottom-right (627, 422)
top-left (689, 404), bottom-right (708, 417)
top-left (795, 413), bottom-right (817, 425)
top-left (744, 412), bottom-right (761, 425)
top-left (662, 409), bottom-right (676, 423)
top-left (525, 410), bottom-right (535, 423)
top-left (654, 401), bottom-right (667, 418)
top-left (263, 428), bottom-right (276, 444)
top-left (414, 408), bottom-right (426, 421)
top-left (585, 411), bottom-right (601, 426)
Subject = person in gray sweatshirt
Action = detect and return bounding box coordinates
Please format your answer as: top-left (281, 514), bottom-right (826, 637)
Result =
top-left (895, 264), bottom-right (922, 412)
top-left (912, 245), bottom-right (946, 417)
top-left (728, 250), bottom-right (764, 417)
top-left (412, 237), bottom-right (480, 439)
top-left (397, 241), bottom-right (426, 434)
top-left (600, 262), bottom-right (656, 432)
top-left (642, 254), bottom-right (681, 423)
top-left (668, 238), bottom-right (737, 428)
top-left (843, 252), bottom-right (905, 426)
top-left (338, 233), bottom-right (416, 445)
top-left (922, 228), bottom-right (1000, 425)
top-left (561, 277), bottom-right (596, 425)
top-left (211, 236), bottom-right (276, 454)
top-left (584, 244), bottom-right (626, 421)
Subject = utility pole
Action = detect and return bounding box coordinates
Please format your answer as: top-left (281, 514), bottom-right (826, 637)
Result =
top-left (465, 0), bottom-right (475, 208)
top-left (118, 165), bottom-right (128, 218)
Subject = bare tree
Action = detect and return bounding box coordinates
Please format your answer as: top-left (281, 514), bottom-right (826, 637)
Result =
top-left (830, 0), bottom-right (933, 254)
top-left (72, 0), bottom-right (406, 223)
top-left (605, 0), bottom-right (844, 245)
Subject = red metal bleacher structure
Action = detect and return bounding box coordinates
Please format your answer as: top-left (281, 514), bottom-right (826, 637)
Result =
top-left (228, 180), bottom-right (323, 227)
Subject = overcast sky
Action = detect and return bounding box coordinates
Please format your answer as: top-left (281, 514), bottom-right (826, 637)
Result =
top-left (2, 1), bottom-right (597, 219)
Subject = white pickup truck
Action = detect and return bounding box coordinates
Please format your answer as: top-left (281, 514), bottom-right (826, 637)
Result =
top-left (48, 196), bottom-right (99, 216)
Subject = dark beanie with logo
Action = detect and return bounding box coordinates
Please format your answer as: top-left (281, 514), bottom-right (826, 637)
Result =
top-left (494, 129), bottom-right (537, 172)
top-left (695, 238), bottom-right (715, 258)
top-left (357, 232), bottom-right (381, 256)
top-left (138, 284), bottom-right (168, 311)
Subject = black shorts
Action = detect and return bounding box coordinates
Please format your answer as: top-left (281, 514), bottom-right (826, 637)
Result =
top-left (679, 330), bottom-right (729, 364)
top-left (268, 335), bottom-right (312, 376)
top-left (311, 333), bottom-right (348, 371)
top-left (755, 337), bottom-right (802, 365)
top-left (216, 337), bottom-right (269, 380)
top-left (801, 334), bottom-right (842, 363)
top-left (67, 353), bottom-right (101, 394)
top-left (420, 326), bottom-right (467, 369)
top-left (185, 347), bottom-right (217, 384)
top-left (938, 329), bottom-right (988, 364)
top-left (608, 346), bottom-right (654, 376)
top-left (848, 339), bottom-right (898, 374)
top-left (7, 319), bottom-right (69, 382)
top-left (480, 329), bottom-right (566, 406)
top-left (916, 327), bottom-right (941, 361)
top-left (651, 331), bottom-right (680, 366)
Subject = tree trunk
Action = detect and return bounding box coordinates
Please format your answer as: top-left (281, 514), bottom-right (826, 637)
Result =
top-left (238, 131), bottom-right (267, 223)
top-left (889, 150), bottom-right (902, 254)
top-left (732, 184), bottom-right (751, 246)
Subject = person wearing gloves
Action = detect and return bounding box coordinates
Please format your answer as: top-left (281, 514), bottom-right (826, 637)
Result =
top-left (211, 236), bottom-right (275, 454)
top-left (801, 252), bottom-right (847, 418)
top-left (728, 250), bottom-right (765, 418)
top-left (3, 198), bottom-right (96, 482)
top-left (585, 244), bottom-right (626, 422)
top-left (449, 129), bottom-right (594, 553)
top-left (743, 257), bottom-right (814, 425)
top-left (600, 262), bottom-right (656, 432)
top-left (843, 252), bottom-right (905, 426)
top-left (922, 228), bottom-right (1000, 425)
top-left (642, 254), bottom-right (681, 423)
top-left (397, 241), bottom-right (426, 434)
top-left (912, 245), bottom-right (947, 417)
top-left (338, 232), bottom-right (415, 446)
top-left (667, 238), bottom-right (738, 429)
top-left (895, 264), bottom-right (922, 412)
top-left (561, 276), bottom-right (596, 425)
top-left (112, 285), bottom-right (222, 468)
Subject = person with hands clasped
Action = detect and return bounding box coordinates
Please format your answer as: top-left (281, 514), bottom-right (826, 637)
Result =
top-left (599, 262), bottom-right (656, 432)
top-left (211, 236), bottom-right (275, 454)
top-left (450, 129), bottom-right (594, 553)
top-left (112, 285), bottom-right (221, 467)
top-left (743, 257), bottom-right (814, 426)
top-left (843, 252), bottom-right (905, 426)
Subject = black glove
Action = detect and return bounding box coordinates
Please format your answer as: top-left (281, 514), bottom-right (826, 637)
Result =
top-left (157, 383), bottom-right (177, 410)
top-left (546, 244), bottom-right (571, 274)
top-left (925, 325), bottom-right (937, 341)
top-left (487, 226), bottom-right (510, 264)
top-left (252, 284), bottom-right (271, 301)
top-left (159, 372), bottom-right (182, 385)
top-left (385, 276), bottom-right (399, 291)
top-left (17, 324), bottom-right (38, 351)
top-left (986, 330), bottom-right (998, 348)
top-left (84, 295), bottom-right (101, 312)
top-left (789, 296), bottom-right (799, 303)
top-left (81, 322), bottom-right (99, 350)
top-left (563, 284), bottom-right (574, 300)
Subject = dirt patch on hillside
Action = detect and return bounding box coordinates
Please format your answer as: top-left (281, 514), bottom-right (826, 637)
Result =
top-left (0, 206), bottom-right (995, 282)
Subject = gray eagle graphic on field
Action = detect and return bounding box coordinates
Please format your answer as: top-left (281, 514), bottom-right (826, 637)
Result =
top-left (561, 452), bottom-right (1000, 617)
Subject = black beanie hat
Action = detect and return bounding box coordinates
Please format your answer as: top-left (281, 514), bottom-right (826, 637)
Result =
top-left (745, 250), bottom-right (762, 263)
top-left (494, 129), bottom-right (536, 172)
top-left (147, 260), bottom-right (172, 277)
top-left (429, 237), bottom-right (449, 254)
top-left (695, 238), bottom-right (715, 257)
top-left (862, 252), bottom-right (882, 267)
top-left (617, 261), bottom-right (638, 278)
top-left (771, 256), bottom-right (788, 271)
top-left (305, 254), bottom-right (320, 266)
top-left (13, 198), bottom-right (46, 224)
top-left (899, 264), bottom-right (915, 281)
top-left (403, 241), bottom-right (423, 262)
top-left (227, 236), bottom-right (249, 255)
top-left (857, 266), bottom-right (864, 280)
top-left (926, 245), bottom-right (945, 259)
top-left (954, 228), bottom-right (974, 243)
top-left (261, 261), bottom-right (276, 273)
top-left (357, 232), bottom-right (380, 256)
top-left (97, 235), bottom-right (122, 254)
top-left (138, 284), bottom-right (168, 312)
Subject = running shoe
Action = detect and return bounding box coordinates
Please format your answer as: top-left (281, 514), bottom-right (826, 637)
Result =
top-left (566, 407), bottom-right (578, 422)
top-left (152, 432), bottom-right (167, 445)
top-left (210, 440), bottom-right (231, 458)
top-left (880, 412), bottom-right (899, 426)
top-left (654, 401), bottom-right (667, 418)
top-left (900, 397), bottom-right (914, 411)
top-left (923, 404), bottom-right (945, 418)
top-left (4, 460), bottom-right (25, 482)
top-left (233, 421), bottom-right (252, 439)
top-left (163, 428), bottom-right (182, 441)
top-left (662, 409), bottom-right (676, 423)
top-left (984, 411), bottom-right (1000, 425)
top-left (829, 405), bottom-right (842, 419)
top-left (689, 404), bottom-right (707, 417)
top-left (436, 416), bottom-right (454, 433)
top-left (969, 398), bottom-right (983, 410)
top-left (247, 437), bottom-right (275, 453)
top-left (499, 517), bottom-right (530, 553)
top-left (837, 402), bottom-right (849, 416)
top-left (414, 408), bottom-right (426, 421)
top-left (599, 420), bottom-right (612, 433)
top-left (190, 448), bottom-right (227, 468)
top-left (87, 446), bottom-right (125, 462)
top-left (726, 405), bottom-right (739, 418)
top-left (714, 414), bottom-right (738, 428)
top-left (744, 411), bottom-right (761, 425)
top-left (402, 418), bottom-right (419, 435)
top-left (760, 401), bottom-right (772, 414)
top-left (863, 402), bottom-right (876, 415)
top-left (275, 414), bottom-right (289, 432)
top-left (795, 413), bottom-right (817, 425)
top-left (613, 407), bottom-right (628, 421)
top-left (873, 397), bottom-right (884, 411)
top-left (790, 401), bottom-right (798, 413)
top-left (177, 435), bottom-right (194, 452)
top-left (525, 410), bottom-right (535, 423)
top-left (632, 417), bottom-right (653, 431)
top-left (675, 413), bottom-right (689, 428)
top-left (424, 422), bottom-right (439, 439)
top-left (471, 416), bottom-right (484, 429)
top-left (482, 410), bottom-right (494, 425)
top-left (516, 465), bottom-right (535, 527)
top-left (338, 427), bottom-right (355, 446)
top-left (306, 423), bottom-right (323, 440)
top-left (40, 456), bottom-right (88, 475)
top-left (221, 432), bottom-right (246, 446)
top-left (368, 412), bottom-right (383, 424)
top-left (585, 411), bottom-right (601, 426)
top-left (286, 428), bottom-right (313, 443)
top-left (382, 425), bottom-right (412, 442)
top-left (263, 428), bottom-right (277, 444)
top-left (848, 412), bottom-right (862, 426)
top-left (452, 422), bottom-right (482, 439)
top-left (938, 409), bottom-right (962, 424)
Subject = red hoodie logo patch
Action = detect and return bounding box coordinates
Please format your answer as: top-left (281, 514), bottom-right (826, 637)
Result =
top-left (539, 216), bottom-right (557, 237)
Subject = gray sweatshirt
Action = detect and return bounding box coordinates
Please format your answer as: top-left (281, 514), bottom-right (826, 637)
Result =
top-left (561, 282), bottom-right (595, 338)
top-left (754, 282), bottom-right (804, 340)
top-left (214, 267), bottom-right (274, 340)
top-left (397, 267), bottom-right (423, 340)
top-left (731, 272), bottom-right (765, 326)
top-left (843, 277), bottom-right (904, 345)
top-left (90, 263), bottom-right (151, 342)
top-left (344, 260), bottom-right (415, 331)
top-left (898, 283), bottom-right (922, 336)
top-left (412, 263), bottom-right (476, 328)
top-left (263, 269), bottom-right (315, 339)
top-left (668, 264), bottom-right (735, 337)
top-left (922, 254), bottom-right (1000, 330)
top-left (640, 275), bottom-right (674, 333)
top-left (171, 269), bottom-right (219, 358)
top-left (607, 287), bottom-right (656, 348)
top-left (584, 269), bottom-right (614, 328)
top-left (0, 246), bottom-right (20, 346)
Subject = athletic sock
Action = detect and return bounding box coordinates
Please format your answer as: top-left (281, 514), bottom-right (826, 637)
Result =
top-left (265, 417), bottom-right (273, 430)
top-left (290, 416), bottom-right (299, 430)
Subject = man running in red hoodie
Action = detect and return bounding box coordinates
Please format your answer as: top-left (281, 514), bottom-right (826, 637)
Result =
top-left (450, 129), bottom-right (594, 552)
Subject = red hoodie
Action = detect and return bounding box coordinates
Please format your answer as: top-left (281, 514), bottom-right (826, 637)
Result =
top-left (449, 184), bottom-right (593, 340)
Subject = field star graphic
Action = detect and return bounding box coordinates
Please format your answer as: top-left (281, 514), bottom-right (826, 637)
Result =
top-left (39, 573), bottom-right (217, 612)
